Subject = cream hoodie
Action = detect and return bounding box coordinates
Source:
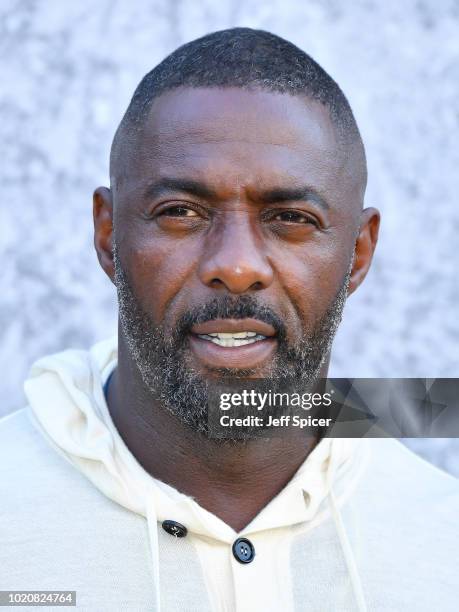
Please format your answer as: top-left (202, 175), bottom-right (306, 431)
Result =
top-left (1, 336), bottom-right (458, 611)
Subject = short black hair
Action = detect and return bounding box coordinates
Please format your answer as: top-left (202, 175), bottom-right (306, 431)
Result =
top-left (110, 27), bottom-right (365, 178)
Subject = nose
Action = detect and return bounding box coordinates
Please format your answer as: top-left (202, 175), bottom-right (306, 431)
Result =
top-left (198, 212), bottom-right (274, 294)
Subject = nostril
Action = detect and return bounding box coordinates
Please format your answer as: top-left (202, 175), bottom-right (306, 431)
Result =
top-left (210, 278), bottom-right (224, 288)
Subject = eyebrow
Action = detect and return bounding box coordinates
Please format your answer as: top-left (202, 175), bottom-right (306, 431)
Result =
top-left (144, 177), bottom-right (217, 201)
top-left (257, 187), bottom-right (329, 210)
top-left (144, 177), bottom-right (329, 210)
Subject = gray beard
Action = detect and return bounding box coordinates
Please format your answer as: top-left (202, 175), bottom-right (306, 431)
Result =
top-left (113, 241), bottom-right (352, 439)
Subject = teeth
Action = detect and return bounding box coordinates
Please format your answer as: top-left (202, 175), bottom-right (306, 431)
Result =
top-left (197, 333), bottom-right (266, 347)
top-left (207, 331), bottom-right (257, 339)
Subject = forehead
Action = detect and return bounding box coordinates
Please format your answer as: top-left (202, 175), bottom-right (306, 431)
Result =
top-left (117, 87), bottom-right (359, 205)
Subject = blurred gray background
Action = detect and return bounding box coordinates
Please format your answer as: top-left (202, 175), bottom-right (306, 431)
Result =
top-left (1, 0), bottom-right (458, 474)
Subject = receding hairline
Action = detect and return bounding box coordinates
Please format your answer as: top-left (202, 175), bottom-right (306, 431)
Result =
top-left (110, 84), bottom-right (367, 196)
top-left (109, 27), bottom-right (367, 196)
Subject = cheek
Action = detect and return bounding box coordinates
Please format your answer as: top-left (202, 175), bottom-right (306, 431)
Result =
top-left (272, 240), bottom-right (350, 329)
top-left (126, 237), bottom-right (200, 326)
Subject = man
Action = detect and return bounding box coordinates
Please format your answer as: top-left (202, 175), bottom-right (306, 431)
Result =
top-left (1, 27), bottom-right (458, 612)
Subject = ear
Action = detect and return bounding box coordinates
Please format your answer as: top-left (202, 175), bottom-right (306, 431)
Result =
top-left (348, 207), bottom-right (380, 295)
top-left (93, 186), bottom-right (115, 283)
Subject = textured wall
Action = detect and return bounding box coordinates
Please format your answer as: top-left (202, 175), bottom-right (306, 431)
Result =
top-left (1, 0), bottom-right (458, 474)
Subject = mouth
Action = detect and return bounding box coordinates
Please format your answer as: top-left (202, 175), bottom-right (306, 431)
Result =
top-left (195, 330), bottom-right (267, 347)
top-left (188, 318), bottom-right (278, 370)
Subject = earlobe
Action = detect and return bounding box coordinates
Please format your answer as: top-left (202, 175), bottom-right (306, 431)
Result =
top-left (348, 207), bottom-right (380, 295)
top-left (93, 186), bottom-right (115, 283)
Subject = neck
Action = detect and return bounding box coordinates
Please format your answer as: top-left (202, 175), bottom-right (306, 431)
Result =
top-left (106, 334), bottom-right (328, 532)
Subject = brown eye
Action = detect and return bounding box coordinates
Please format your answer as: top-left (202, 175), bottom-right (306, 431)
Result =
top-left (161, 206), bottom-right (199, 217)
top-left (274, 210), bottom-right (317, 225)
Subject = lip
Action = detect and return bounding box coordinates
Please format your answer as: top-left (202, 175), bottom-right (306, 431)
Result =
top-left (191, 318), bottom-right (276, 337)
top-left (188, 334), bottom-right (277, 370)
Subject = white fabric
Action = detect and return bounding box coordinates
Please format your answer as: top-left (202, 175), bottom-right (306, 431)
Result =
top-left (1, 336), bottom-right (458, 611)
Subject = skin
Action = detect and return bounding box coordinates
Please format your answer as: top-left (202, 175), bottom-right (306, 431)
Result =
top-left (93, 87), bottom-right (380, 531)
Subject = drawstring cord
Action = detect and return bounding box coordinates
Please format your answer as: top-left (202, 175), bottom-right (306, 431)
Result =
top-left (327, 440), bottom-right (368, 612)
top-left (146, 495), bottom-right (161, 612)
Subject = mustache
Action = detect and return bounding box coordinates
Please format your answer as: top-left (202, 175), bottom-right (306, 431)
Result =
top-left (112, 244), bottom-right (288, 346)
top-left (173, 295), bottom-right (287, 342)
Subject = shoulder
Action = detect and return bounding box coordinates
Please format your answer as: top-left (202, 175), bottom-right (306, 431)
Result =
top-left (335, 439), bottom-right (459, 608)
top-left (0, 409), bottom-right (151, 597)
top-left (364, 437), bottom-right (459, 506)
top-left (351, 438), bottom-right (459, 564)
top-left (354, 437), bottom-right (459, 529)
top-left (0, 408), bottom-right (117, 523)
top-left (0, 407), bottom-right (75, 483)
top-left (0, 407), bottom-right (55, 476)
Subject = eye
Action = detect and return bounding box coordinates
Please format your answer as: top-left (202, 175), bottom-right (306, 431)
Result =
top-left (160, 205), bottom-right (199, 217)
top-left (272, 210), bottom-right (318, 225)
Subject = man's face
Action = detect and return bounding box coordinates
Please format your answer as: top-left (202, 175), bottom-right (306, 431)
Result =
top-left (101, 88), bottom-right (372, 434)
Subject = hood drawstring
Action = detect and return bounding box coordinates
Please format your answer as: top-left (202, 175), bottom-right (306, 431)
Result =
top-left (326, 439), bottom-right (368, 612)
top-left (146, 494), bottom-right (162, 612)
